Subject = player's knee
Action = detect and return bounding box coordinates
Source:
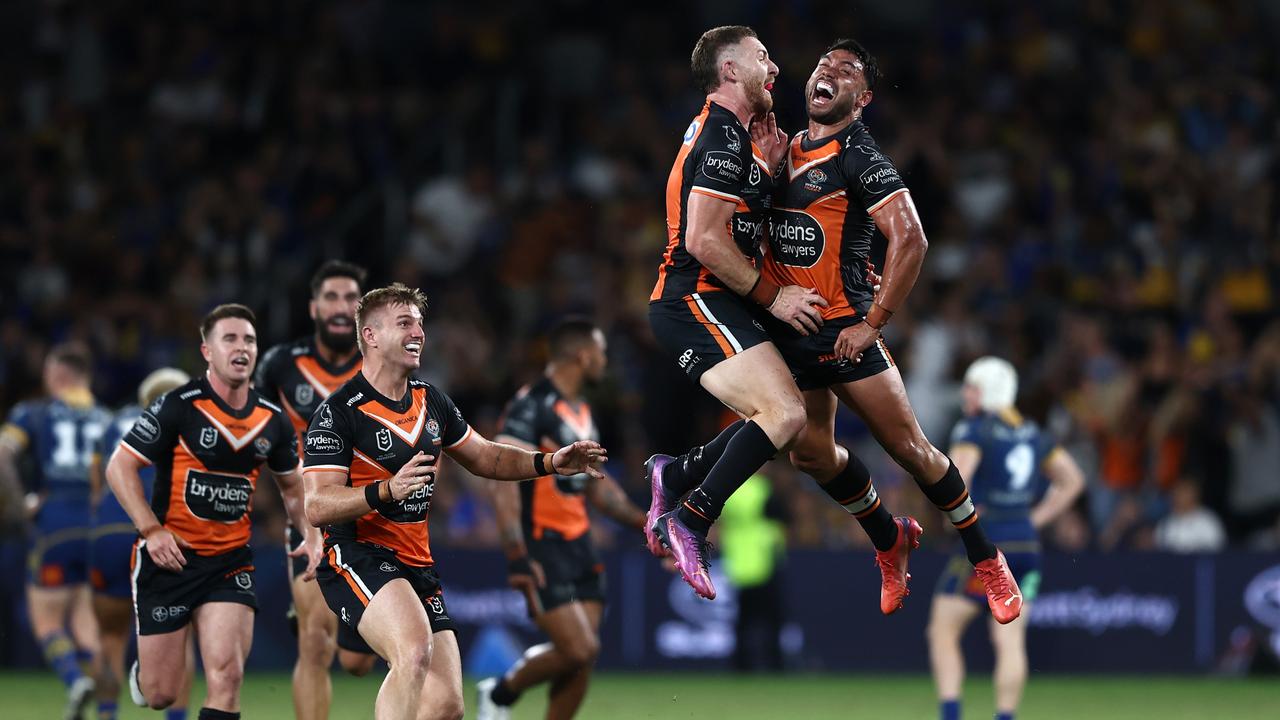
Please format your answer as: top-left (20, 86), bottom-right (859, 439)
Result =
top-left (765, 398), bottom-right (807, 448)
top-left (298, 625), bottom-right (337, 667)
top-left (887, 436), bottom-right (936, 478)
top-left (205, 656), bottom-right (245, 694)
top-left (146, 690), bottom-right (177, 710)
top-left (926, 619), bottom-right (956, 645)
top-left (339, 651), bottom-right (376, 677)
top-left (424, 694), bottom-right (465, 720)
top-left (562, 635), bottom-right (600, 668)
top-left (394, 638), bottom-right (434, 676)
top-left (790, 448), bottom-right (836, 480)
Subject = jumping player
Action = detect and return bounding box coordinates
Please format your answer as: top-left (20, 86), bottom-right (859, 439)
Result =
top-left (476, 318), bottom-right (647, 720)
top-left (106, 304), bottom-right (322, 720)
top-left (0, 343), bottom-right (110, 720)
top-left (645, 25), bottom-right (826, 600)
top-left (90, 367), bottom-right (193, 720)
top-left (302, 284), bottom-right (607, 720)
top-left (256, 259), bottom-right (377, 718)
top-left (928, 357), bottom-right (1085, 720)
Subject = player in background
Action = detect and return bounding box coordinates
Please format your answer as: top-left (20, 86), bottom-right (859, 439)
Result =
top-left (255, 260), bottom-right (376, 719)
top-left (476, 318), bottom-right (647, 720)
top-left (928, 357), bottom-right (1085, 720)
top-left (89, 367), bottom-right (193, 720)
top-left (645, 25), bottom-right (825, 600)
top-left (0, 342), bottom-right (111, 720)
top-left (302, 284), bottom-right (607, 720)
top-left (106, 304), bottom-right (322, 720)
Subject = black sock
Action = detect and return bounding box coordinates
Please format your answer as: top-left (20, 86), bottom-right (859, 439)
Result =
top-left (816, 449), bottom-right (899, 552)
top-left (677, 421), bottom-right (777, 534)
top-left (490, 678), bottom-right (520, 706)
top-left (916, 461), bottom-right (997, 564)
top-left (662, 419), bottom-right (748, 504)
top-left (197, 709), bottom-right (240, 720)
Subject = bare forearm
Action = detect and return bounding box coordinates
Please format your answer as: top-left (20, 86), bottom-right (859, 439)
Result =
top-left (688, 230), bottom-right (760, 296)
top-left (276, 474), bottom-right (311, 531)
top-left (589, 476), bottom-right (645, 529)
top-left (305, 482), bottom-right (383, 526)
top-left (1030, 490), bottom-right (1075, 529)
top-left (482, 442), bottom-right (544, 482)
top-left (491, 481), bottom-right (527, 558)
top-left (870, 192), bottom-right (928, 319)
top-left (106, 460), bottom-right (162, 533)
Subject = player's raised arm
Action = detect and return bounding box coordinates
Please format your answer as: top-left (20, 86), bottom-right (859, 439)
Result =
top-left (447, 431), bottom-right (606, 482)
top-left (586, 472), bottom-right (646, 530)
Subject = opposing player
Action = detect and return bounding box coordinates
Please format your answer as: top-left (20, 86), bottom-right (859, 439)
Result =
top-left (0, 342), bottom-right (110, 719)
top-left (256, 259), bottom-right (376, 717)
top-left (928, 357), bottom-right (1084, 720)
top-left (302, 284), bottom-right (607, 720)
top-left (106, 304), bottom-right (322, 719)
top-left (476, 318), bottom-right (647, 720)
top-left (90, 367), bottom-right (193, 720)
top-left (646, 25), bottom-right (826, 600)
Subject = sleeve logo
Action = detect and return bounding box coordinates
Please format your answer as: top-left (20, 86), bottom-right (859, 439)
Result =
top-left (317, 403), bottom-right (334, 429)
top-left (305, 430), bottom-right (344, 455)
top-left (704, 151), bottom-right (743, 182)
top-left (724, 125), bottom-right (742, 152)
top-left (682, 119), bottom-right (701, 144)
top-left (859, 163), bottom-right (901, 190)
top-left (133, 412), bottom-right (161, 444)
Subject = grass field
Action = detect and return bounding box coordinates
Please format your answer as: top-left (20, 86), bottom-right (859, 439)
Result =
top-left (4, 671), bottom-right (1277, 719)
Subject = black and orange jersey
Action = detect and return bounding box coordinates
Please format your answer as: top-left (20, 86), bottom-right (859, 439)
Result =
top-left (255, 337), bottom-right (362, 444)
top-left (497, 377), bottom-right (598, 542)
top-left (762, 119), bottom-right (907, 320)
top-left (118, 376), bottom-right (298, 556)
top-left (302, 373), bottom-right (472, 568)
top-left (651, 100), bottom-right (775, 302)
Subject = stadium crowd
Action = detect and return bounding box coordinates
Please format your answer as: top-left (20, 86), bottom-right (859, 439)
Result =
top-left (2, 0), bottom-right (1277, 555)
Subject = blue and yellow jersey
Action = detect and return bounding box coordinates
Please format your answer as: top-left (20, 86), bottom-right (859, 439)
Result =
top-left (92, 404), bottom-right (155, 527)
top-left (948, 409), bottom-right (1061, 547)
top-left (1, 389), bottom-right (111, 505)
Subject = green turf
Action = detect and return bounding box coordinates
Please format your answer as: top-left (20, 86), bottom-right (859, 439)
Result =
top-left (3, 670), bottom-right (1276, 719)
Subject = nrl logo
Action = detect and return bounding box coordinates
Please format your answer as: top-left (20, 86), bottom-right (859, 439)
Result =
top-left (235, 572), bottom-right (253, 589)
top-left (199, 427), bottom-right (218, 449)
top-left (294, 384), bottom-right (315, 407)
top-left (376, 428), bottom-right (393, 452)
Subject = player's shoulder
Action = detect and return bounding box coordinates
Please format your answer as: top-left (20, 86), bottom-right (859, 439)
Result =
top-left (696, 102), bottom-right (748, 153)
top-left (413, 378), bottom-right (455, 406)
top-left (323, 375), bottom-right (369, 410)
top-left (261, 337), bottom-right (311, 366)
top-left (162, 378), bottom-right (206, 407)
top-left (251, 389), bottom-right (286, 417)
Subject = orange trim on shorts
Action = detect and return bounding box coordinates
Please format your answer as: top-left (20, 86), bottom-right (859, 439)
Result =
top-left (327, 547), bottom-right (371, 606)
top-left (954, 513), bottom-right (980, 529)
top-left (942, 491), bottom-right (970, 511)
top-left (684, 296), bottom-right (735, 358)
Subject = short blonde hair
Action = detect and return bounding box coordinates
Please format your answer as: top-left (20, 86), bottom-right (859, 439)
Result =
top-left (139, 368), bottom-right (191, 407)
top-left (355, 283), bottom-right (428, 353)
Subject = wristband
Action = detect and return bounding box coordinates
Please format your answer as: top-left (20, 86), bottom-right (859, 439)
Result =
top-left (365, 481), bottom-right (387, 509)
top-left (747, 275), bottom-right (782, 308)
top-left (866, 301), bottom-right (894, 330)
top-left (533, 452), bottom-right (550, 476)
top-left (507, 555), bottom-right (535, 576)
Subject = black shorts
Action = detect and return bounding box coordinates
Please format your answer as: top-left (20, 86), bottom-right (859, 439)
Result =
top-left (286, 526), bottom-right (374, 655)
top-left (649, 292), bottom-right (771, 383)
top-left (529, 532), bottom-right (606, 612)
top-left (131, 541), bottom-right (257, 636)
top-left (287, 525), bottom-right (308, 580)
top-left (317, 541), bottom-right (455, 642)
top-left (766, 315), bottom-right (895, 391)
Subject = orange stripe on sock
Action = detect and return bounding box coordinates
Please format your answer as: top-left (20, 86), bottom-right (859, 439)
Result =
top-left (684, 296), bottom-right (735, 358)
top-left (942, 491), bottom-right (970, 511)
top-left (853, 497), bottom-right (882, 519)
top-left (953, 513), bottom-right (979, 529)
top-left (838, 479), bottom-right (874, 506)
top-left (682, 501), bottom-right (711, 522)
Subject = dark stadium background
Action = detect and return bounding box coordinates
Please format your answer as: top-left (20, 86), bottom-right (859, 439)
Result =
top-left (1, 0), bottom-right (1278, 704)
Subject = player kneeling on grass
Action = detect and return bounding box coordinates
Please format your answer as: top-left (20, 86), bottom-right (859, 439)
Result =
top-left (302, 284), bottom-right (607, 720)
top-left (106, 304), bottom-right (324, 720)
top-left (927, 357), bottom-right (1085, 720)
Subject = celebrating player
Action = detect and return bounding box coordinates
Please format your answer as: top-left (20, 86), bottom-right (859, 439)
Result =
top-left (106, 304), bottom-right (322, 719)
top-left (302, 284), bottom-right (607, 720)
top-left (928, 357), bottom-right (1085, 720)
top-left (645, 25), bottom-right (824, 600)
top-left (0, 342), bottom-right (110, 720)
top-left (256, 259), bottom-right (377, 718)
top-left (90, 367), bottom-right (193, 720)
top-left (476, 318), bottom-right (646, 720)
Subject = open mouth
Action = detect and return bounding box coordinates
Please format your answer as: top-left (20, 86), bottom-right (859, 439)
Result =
top-left (812, 79), bottom-right (835, 106)
top-left (403, 342), bottom-right (422, 357)
top-left (327, 316), bottom-right (353, 330)
top-left (231, 356), bottom-right (251, 369)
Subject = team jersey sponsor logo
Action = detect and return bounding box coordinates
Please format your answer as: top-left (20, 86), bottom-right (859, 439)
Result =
top-left (733, 215), bottom-right (765, 242)
top-left (254, 436), bottom-right (271, 455)
top-left (426, 418), bottom-right (440, 437)
top-left (294, 384), bottom-right (315, 407)
top-left (855, 143), bottom-right (886, 162)
top-left (807, 168), bottom-right (827, 184)
top-left (151, 605), bottom-right (189, 623)
top-left (704, 151), bottom-right (743, 182)
top-left (380, 482), bottom-right (434, 523)
top-left (185, 470), bottom-right (253, 522)
top-left (682, 119), bottom-right (700, 144)
top-left (199, 427), bottom-right (218, 449)
top-left (769, 209), bottom-right (825, 267)
top-left (859, 163), bottom-right (901, 191)
top-left (317, 404), bottom-right (335, 429)
top-left (724, 125), bottom-right (741, 152)
top-left (379, 561), bottom-right (398, 573)
top-left (306, 430), bottom-right (345, 455)
top-left (134, 412), bottom-right (161, 443)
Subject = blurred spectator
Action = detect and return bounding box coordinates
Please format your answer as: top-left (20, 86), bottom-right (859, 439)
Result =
top-left (1154, 478), bottom-right (1227, 553)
